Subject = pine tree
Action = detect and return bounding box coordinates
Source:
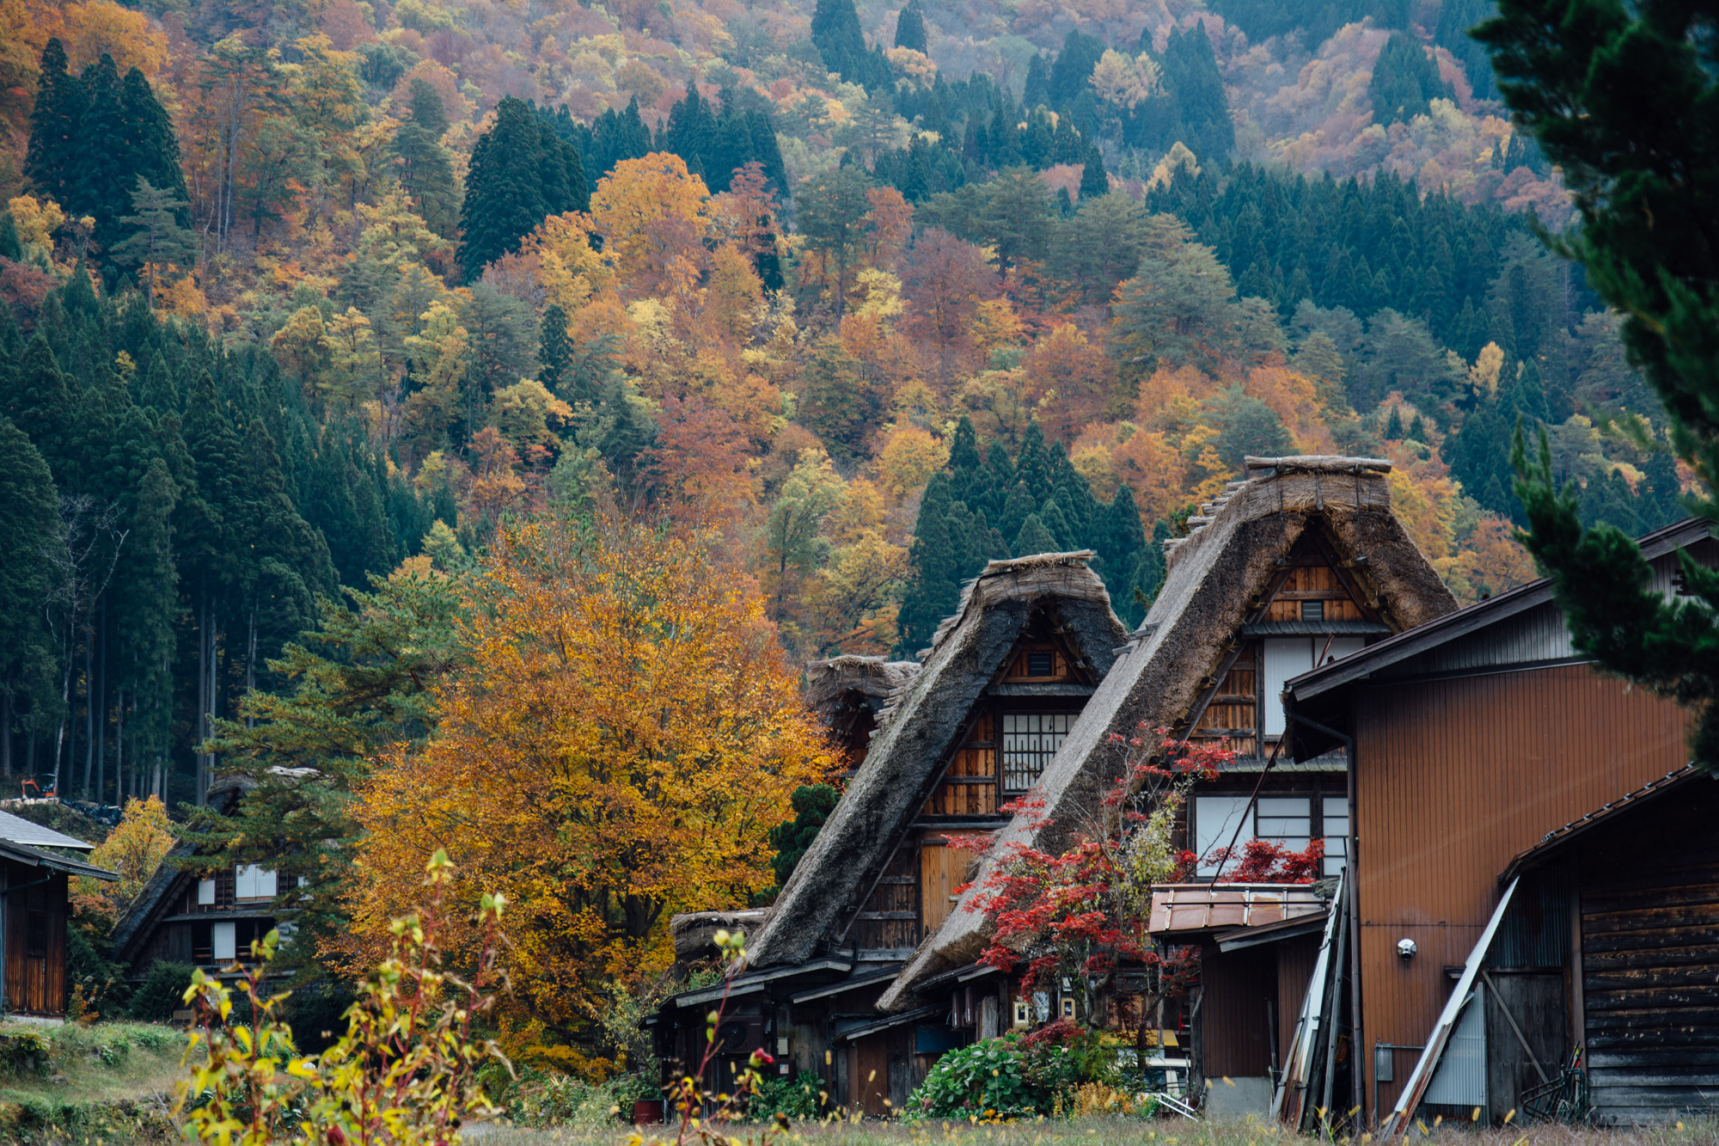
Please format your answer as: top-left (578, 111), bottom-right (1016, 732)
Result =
top-left (73, 55), bottom-right (131, 246)
top-left (538, 303), bottom-right (575, 397)
top-left (894, 0), bottom-right (928, 52)
top-left (394, 84), bottom-right (460, 241)
top-left (897, 472), bottom-right (961, 654)
top-left (112, 457), bottom-right (177, 789)
top-left (998, 481), bottom-right (1035, 542)
top-left (111, 179), bottom-right (196, 307)
top-left (458, 97), bottom-right (589, 282)
top-left (408, 77), bottom-right (449, 136)
top-left (1015, 420), bottom-right (1051, 501)
top-left (947, 415), bottom-right (983, 503)
top-left (1036, 499), bottom-right (1075, 549)
top-left (1163, 22), bottom-right (1234, 160)
top-left (1385, 405), bottom-right (1405, 439)
top-left (118, 67), bottom-right (187, 214)
top-left (811, 0), bottom-right (893, 90)
top-left (3, 336), bottom-right (76, 478)
top-left (1369, 32), bottom-right (1454, 125)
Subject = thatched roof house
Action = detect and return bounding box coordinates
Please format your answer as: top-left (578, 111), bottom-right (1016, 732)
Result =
top-left (747, 551), bottom-right (1129, 969)
top-left (879, 455), bottom-right (1457, 1011)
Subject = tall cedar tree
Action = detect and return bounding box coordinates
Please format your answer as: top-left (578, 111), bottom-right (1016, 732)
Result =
top-left (459, 97), bottom-right (589, 282)
top-left (811, 0), bottom-right (894, 90)
top-left (1478, 0), bottom-right (1719, 772)
top-left (1369, 32), bottom-right (1454, 124)
top-left (1162, 23), bottom-right (1235, 160)
top-left (24, 43), bottom-right (185, 254)
top-left (894, 0), bottom-right (928, 52)
top-left (0, 416), bottom-right (62, 775)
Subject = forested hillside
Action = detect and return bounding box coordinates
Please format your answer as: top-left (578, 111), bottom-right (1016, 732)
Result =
top-left (0, 0), bottom-right (1682, 827)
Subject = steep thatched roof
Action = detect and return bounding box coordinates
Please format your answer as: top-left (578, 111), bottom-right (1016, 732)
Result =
top-left (746, 552), bottom-right (1129, 969)
top-left (805, 656), bottom-right (919, 718)
top-left (878, 456), bottom-right (1457, 1009)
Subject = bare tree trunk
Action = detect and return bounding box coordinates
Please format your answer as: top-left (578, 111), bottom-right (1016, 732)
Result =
top-left (1, 691), bottom-right (10, 779)
top-left (96, 600), bottom-right (106, 803)
top-left (83, 597), bottom-right (99, 799)
top-left (112, 688), bottom-right (123, 809)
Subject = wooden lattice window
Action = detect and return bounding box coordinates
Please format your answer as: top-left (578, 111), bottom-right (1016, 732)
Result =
top-left (1001, 712), bottom-right (1069, 791)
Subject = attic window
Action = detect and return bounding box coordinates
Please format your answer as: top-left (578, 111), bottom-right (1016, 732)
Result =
top-left (1002, 713), bottom-right (1070, 792)
top-left (1300, 600), bottom-right (1325, 622)
top-left (1027, 651), bottom-right (1055, 676)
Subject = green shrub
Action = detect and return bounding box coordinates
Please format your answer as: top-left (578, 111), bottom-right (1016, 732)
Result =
top-left (908, 1035), bottom-right (1040, 1119)
top-left (750, 1070), bottom-right (825, 1120)
top-left (505, 1067), bottom-right (654, 1127)
top-left (126, 960), bottom-right (195, 1022)
top-left (906, 1022), bottom-right (1123, 1119)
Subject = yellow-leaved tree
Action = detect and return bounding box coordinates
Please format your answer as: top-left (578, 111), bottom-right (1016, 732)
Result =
top-left (79, 796), bottom-right (177, 915)
top-left (343, 517), bottom-right (834, 1062)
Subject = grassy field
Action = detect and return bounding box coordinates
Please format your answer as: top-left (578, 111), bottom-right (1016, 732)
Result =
top-left (464, 1115), bottom-right (1719, 1146)
top-left (0, 1020), bottom-right (186, 1143)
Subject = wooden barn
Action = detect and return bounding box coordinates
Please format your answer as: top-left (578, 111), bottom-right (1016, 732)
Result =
top-left (1282, 517), bottom-right (1718, 1128)
top-left (651, 551), bottom-right (1130, 1115)
top-left (877, 455), bottom-right (1456, 1115)
top-left (0, 808), bottom-right (117, 1018)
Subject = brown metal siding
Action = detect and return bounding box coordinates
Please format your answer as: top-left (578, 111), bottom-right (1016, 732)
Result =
top-left (1201, 941), bottom-right (1275, 1078)
top-left (1353, 664), bottom-right (1691, 1120)
top-left (1276, 934), bottom-right (1321, 1071)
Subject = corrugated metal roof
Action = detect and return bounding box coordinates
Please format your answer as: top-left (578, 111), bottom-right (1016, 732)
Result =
top-left (1500, 766), bottom-right (1701, 883)
top-left (0, 808), bottom-right (96, 851)
top-left (1147, 883), bottom-right (1326, 935)
top-left (1285, 517), bottom-right (1713, 707)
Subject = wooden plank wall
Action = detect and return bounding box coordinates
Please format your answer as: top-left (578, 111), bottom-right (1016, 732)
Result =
top-left (1352, 663), bottom-right (1692, 1120)
top-left (1264, 565), bottom-right (1367, 623)
top-left (1578, 784), bottom-right (1719, 1123)
top-left (3, 865), bottom-right (66, 1017)
top-left (926, 714), bottom-right (997, 817)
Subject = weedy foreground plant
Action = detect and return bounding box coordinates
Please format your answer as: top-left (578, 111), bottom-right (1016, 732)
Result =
top-left (174, 848), bottom-right (509, 1145)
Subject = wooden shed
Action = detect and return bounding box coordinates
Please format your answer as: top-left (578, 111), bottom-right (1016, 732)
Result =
top-left (1283, 518), bottom-right (1716, 1128)
top-left (0, 808), bottom-right (118, 1017)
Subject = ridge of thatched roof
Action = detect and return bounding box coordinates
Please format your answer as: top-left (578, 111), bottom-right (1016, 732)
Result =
top-left (746, 551), bottom-right (1129, 969)
top-left (877, 457), bottom-right (1455, 1010)
top-left (804, 656), bottom-right (919, 717)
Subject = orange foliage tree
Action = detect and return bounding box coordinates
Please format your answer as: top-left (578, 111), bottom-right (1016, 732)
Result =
top-left (344, 517), bottom-right (834, 1052)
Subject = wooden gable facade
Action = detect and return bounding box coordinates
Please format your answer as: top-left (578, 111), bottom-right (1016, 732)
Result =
top-left (848, 617), bottom-right (1101, 954)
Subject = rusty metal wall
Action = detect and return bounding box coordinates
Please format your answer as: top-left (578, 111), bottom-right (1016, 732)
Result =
top-left (1352, 663), bottom-right (1691, 1121)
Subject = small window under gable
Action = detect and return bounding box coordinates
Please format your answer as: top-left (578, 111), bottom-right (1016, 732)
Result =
top-left (235, 865), bottom-right (278, 901)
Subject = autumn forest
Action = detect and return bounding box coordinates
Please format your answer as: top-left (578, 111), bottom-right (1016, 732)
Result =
top-left (0, 0), bottom-right (1688, 1070)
